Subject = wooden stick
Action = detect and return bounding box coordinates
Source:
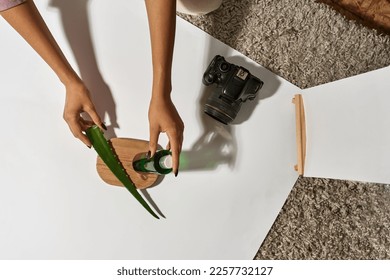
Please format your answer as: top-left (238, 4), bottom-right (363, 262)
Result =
top-left (292, 94), bottom-right (306, 175)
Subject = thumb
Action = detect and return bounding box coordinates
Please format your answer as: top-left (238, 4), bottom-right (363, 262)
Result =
top-left (85, 106), bottom-right (105, 131)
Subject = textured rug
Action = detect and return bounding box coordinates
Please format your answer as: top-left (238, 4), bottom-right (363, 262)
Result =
top-left (178, 0), bottom-right (390, 259)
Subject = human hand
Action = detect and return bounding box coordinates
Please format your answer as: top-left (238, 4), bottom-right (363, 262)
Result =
top-left (63, 80), bottom-right (105, 148)
top-left (148, 95), bottom-right (184, 176)
top-left (0, 0), bottom-right (105, 147)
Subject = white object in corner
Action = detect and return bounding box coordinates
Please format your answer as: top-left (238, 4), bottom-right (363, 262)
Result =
top-left (302, 66), bottom-right (390, 184)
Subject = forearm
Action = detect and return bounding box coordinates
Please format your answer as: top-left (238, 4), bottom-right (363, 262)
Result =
top-left (0, 0), bottom-right (79, 86)
top-left (145, 0), bottom-right (176, 98)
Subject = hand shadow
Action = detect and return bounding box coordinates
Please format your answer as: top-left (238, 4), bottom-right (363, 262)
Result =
top-left (49, 0), bottom-right (119, 138)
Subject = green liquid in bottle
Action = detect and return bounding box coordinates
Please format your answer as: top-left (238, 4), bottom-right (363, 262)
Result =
top-left (133, 150), bottom-right (173, 175)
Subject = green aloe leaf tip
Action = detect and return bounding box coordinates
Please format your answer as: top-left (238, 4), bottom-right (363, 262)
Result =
top-left (86, 125), bottom-right (159, 219)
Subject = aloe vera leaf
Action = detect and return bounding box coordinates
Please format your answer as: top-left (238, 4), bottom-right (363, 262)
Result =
top-left (86, 125), bottom-right (159, 219)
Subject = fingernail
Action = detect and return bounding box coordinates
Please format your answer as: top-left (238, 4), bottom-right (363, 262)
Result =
top-left (146, 151), bottom-right (151, 160)
top-left (101, 123), bottom-right (107, 130)
top-left (175, 170), bottom-right (179, 177)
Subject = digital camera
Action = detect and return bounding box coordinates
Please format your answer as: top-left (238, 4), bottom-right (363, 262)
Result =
top-left (202, 55), bottom-right (263, 124)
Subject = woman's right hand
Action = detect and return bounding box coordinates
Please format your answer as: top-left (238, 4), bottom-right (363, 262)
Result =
top-left (1, 1), bottom-right (104, 147)
top-left (63, 80), bottom-right (105, 148)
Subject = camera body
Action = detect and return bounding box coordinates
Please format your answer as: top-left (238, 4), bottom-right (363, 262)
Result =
top-left (202, 55), bottom-right (264, 125)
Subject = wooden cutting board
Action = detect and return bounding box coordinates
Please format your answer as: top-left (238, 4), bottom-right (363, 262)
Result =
top-left (96, 138), bottom-right (159, 189)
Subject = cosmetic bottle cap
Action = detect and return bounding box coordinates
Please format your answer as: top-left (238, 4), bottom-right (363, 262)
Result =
top-left (159, 155), bottom-right (172, 169)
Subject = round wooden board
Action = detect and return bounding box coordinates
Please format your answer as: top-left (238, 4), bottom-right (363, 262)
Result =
top-left (96, 138), bottom-right (159, 189)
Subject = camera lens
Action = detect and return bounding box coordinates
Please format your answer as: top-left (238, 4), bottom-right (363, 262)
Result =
top-left (219, 62), bottom-right (230, 73)
top-left (204, 94), bottom-right (241, 125)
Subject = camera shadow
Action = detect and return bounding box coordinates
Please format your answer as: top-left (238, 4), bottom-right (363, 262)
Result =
top-left (49, 0), bottom-right (119, 139)
top-left (180, 84), bottom-right (237, 172)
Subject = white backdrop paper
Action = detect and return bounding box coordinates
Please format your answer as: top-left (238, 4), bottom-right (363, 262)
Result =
top-left (0, 0), bottom-right (299, 259)
top-left (303, 66), bottom-right (390, 184)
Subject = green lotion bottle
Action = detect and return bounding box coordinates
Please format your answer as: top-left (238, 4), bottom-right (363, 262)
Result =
top-left (133, 150), bottom-right (173, 175)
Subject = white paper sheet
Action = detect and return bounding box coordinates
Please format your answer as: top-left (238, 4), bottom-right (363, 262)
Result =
top-left (303, 66), bottom-right (390, 184)
top-left (0, 0), bottom-right (299, 259)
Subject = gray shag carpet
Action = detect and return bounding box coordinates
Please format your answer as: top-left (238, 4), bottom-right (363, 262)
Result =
top-left (178, 0), bottom-right (390, 259)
